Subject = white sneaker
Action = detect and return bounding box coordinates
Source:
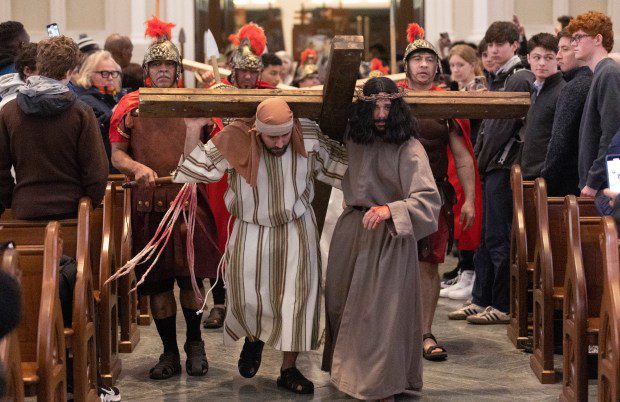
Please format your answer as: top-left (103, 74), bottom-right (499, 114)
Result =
top-left (466, 306), bottom-right (510, 325)
top-left (439, 273), bottom-right (461, 297)
top-left (447, 302), bottom-right (484, 320)
top-left (440, 274), bottom-right (460, 289)
top-left (447, 271), bottom-right (475, 300)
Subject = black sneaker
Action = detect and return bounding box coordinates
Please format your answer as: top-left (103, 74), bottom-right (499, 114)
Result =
top-left (98, 386), bottom-right (121, 401)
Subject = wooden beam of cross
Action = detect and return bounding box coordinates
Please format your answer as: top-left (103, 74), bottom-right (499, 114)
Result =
top-left (139, 36), bottom-right (531, 143)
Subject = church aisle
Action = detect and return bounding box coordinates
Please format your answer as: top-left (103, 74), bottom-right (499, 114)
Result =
top-left (118, 259), bottom-right (597, 401)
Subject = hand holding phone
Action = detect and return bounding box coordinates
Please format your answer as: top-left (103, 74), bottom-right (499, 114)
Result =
top-left (606, 154), bottom-right (620, 192)
top-left (47, 23), bottom-right (60, 37)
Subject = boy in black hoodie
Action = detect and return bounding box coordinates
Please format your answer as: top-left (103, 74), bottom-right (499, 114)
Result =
top-left (449, 21), bottom-right (533, 324)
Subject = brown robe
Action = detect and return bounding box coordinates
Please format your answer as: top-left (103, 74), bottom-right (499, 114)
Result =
top-left (127, 115), bottom-right (220, 284)
top-left (322, 138), bottom-right (440, 399)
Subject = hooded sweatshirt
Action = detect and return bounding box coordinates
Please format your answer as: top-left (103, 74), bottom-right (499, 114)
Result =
top-left (0, 75), bottom-right (108, 219)
top-left (0, 73), bottom-right (25, 110)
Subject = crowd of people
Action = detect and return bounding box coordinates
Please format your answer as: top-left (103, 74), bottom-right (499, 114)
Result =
top-left (0, 8), bottom-right (620, 402)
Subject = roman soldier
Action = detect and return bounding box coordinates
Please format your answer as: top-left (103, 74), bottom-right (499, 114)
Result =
top-left (295, 48), bottom-right (321, 87)
top-left (108, 16), bottom-right (220, 380)
top-left (400, 23), bottom-right (482, 362)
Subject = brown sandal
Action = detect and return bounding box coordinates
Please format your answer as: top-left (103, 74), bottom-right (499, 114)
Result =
top-left (203, 306), bottom-right (226, 329)
top-left (422, 333), bottom-right (447, 361)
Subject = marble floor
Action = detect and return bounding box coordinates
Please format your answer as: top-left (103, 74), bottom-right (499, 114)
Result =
top-left (117, 258), bottom-right (598, 401)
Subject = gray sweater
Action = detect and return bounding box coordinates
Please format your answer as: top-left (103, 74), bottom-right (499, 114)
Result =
top-left (578, 57), bottom-right (620, 190)
top-left (520, 72), bottom-right (566, 179)
top-left (541, 66), bottom-right (593, 196)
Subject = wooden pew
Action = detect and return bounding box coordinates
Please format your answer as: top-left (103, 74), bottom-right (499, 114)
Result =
top-left (597, 217), bottom-right (620, 402)
top-left (90, 185), bottom-right (122, 386)
top-left (529, 180), bottom-right (598, 384)
top-left (0, 248), bottom-right (25, 402)
top-left (108, 175), bottom-right (140, 352)
top-left (560, 197), bottom-right (607, 401)
top-left (0, 198), bottom-right (110, 399)
top-left (508, 165), bottom-right (536, 348)
top-left (0, 222), bottom-right (66, 401)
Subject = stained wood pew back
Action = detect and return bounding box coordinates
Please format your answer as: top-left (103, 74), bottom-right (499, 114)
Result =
top-left (0, 222), bottom-right (66, 401)
top-left (108, 175), bottom-right (140, 352)
top-left (597, 217), bottom-right (620, 402)
top-left (0, 199), bottom-right (100, 400)
top-left (530, 180), bottom-right (598, 384)
top-left (0, 248), bottom-right (25, 402)
top-left (509, 164), bottom-right (536, 347)
top-left (561, 196), bottom-right (605, 401)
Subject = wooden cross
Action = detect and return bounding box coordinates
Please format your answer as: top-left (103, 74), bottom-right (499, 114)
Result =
top-left (139, 35), bottom-right (530, 142)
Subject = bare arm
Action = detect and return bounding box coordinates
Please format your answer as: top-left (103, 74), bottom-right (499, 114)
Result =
top-left (110, 141), bottom-right (158, 187)
top-left (183, 118), bottom-right (212, 155)
top-left (448, 127), bottom-right (476, 230)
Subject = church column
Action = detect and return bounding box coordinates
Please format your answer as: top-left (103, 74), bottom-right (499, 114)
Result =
top-left (0, 2), bottom-right (10, 21)
top-left (280, 0), bottom-right (304, 55)
top-left (164, 0), bottom-right (196, 85)
top-left (424, 0), bottom-right (452, 49)
top-left (49, 0), bottom-right (67, 31)
top-left (609, 0), bottom-right (620, 52)
top-left (130, 0), bottom-right (149, 64)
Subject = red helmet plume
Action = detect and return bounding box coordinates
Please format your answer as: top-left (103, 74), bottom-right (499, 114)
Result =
top-left (407, 23), bottom-right (425, 43)
top-left (238, 23), bottom-right (266, 56)
top-left (145, 16), bottom-right (176, 40)
top-left (300, 48), bottom-right (317, 65)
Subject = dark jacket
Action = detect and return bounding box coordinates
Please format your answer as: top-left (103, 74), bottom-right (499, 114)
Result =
top-left (73, 85), bottom-right (118, 173)
top-left (0, 81), bottom-right (108, 219)
top-left (541, 66), bottom-right (593, 196)
top-left (520, 72), bottom-right (566, 179)
top-left (0, 48), bottom-right (16, 77)
top-left (474, 56), bottom-right (534, 178)
top-left (578, 57), bottom-right (620, 190)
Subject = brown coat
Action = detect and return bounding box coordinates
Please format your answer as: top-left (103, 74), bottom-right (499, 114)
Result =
top-left (0, 97), bottom-right (108, 219)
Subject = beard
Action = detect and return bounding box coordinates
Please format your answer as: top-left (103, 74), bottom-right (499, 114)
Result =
top-left (373, 119), bottom-right (387, 132)
top-left (266, 144), bottom-right (288, 157)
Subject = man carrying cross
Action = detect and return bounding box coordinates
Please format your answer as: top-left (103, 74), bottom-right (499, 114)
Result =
top-left (173, 97), bottom-right (348, 394)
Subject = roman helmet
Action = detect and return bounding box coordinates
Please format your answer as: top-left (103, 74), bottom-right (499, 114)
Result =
top-left (296, 48), bottom-right (319, 82)
top-left (142, 16), bottom-right (183, 83)
top-left (229, 23), bottom-right (266, 73)
top-left (403, 23), bottom-right (442, 74)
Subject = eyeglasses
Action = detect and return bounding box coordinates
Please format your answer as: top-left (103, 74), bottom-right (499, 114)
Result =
top-left (570, 34), bottom-right (593, 44)
top-left (94, 70), bottom-right (121, 78)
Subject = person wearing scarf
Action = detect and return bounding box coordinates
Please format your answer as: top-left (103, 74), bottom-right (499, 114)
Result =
top-left (174, 97), bottom-right (348, 395)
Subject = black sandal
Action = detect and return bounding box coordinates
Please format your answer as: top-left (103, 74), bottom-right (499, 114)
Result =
top-left (422, 333), bottom-right (447, 361)
top-left (149, 352), bottom-right (181, 380)
top-left (203, 306), bottom-right (226, 329)
top-left (277, 367), bottom-right (314, 394)
top-left (238, 338), bottom-right (264, 378)
top-left (184, 340), bottom-right (209, 376)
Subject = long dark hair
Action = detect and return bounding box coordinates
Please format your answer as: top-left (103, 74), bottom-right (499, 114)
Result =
top-left (345, 77), bottom-right (418, 145)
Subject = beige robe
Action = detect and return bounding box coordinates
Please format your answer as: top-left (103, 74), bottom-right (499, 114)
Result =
top-left (322, 138), bottom-right (440, 400)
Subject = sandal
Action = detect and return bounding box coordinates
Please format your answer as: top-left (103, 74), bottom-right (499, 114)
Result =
top-left (184, 340), bottom-right (209, 376)
top-left (238, 338), bottom-right (264, 378)
top-left (203, 306), bottom-right (226, 329)
top-left (422, 333), bottom-right (447, 361)
top-left (149, 352), bottom-right (181, 380)
top-left (276, 367), bottom-right (314, 394)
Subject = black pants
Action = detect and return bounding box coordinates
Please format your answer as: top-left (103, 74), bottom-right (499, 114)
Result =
top-left (472, 169), bottom-right (512, 313)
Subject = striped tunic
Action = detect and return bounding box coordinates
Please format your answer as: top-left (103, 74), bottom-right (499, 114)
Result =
top-left (174, 119), bottom-right (348, 351)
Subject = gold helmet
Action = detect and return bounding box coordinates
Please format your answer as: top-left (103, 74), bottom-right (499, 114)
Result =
top-left (142, 17), bottom-right (182, 81)
top-left (403, 23), bottom-right (441, 72)
top-left (229, 23), bottom-right (266, 72)
top-left (297, 48), bottom-right (319, 81)
top-left (368, 58), bottom-right (389, 78)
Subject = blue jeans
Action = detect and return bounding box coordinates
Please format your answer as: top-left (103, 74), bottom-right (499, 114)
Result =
top-left (472, 169), bottom-right (512, 313)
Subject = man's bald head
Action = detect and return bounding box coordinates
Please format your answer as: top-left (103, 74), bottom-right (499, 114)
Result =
top-left (104, 34), bottom-right (133, 68)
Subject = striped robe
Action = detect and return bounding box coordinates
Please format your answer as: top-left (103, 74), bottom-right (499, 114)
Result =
top-left (174, 119), bottom-right (348, 351)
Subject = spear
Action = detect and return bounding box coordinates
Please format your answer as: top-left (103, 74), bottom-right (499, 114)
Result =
top-left (204, 29), bottom-right (222, 83)
top-left (178, 28), bottom-right (186, 60)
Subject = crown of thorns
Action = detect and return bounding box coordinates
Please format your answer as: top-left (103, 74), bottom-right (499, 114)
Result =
top-left (355, 86), bottom-right (406, 102)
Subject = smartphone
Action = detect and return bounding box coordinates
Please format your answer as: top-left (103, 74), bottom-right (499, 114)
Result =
top-left (47, 23), bottom-right (60, 37)
top-left (606, 154), bottom-right (620, 192)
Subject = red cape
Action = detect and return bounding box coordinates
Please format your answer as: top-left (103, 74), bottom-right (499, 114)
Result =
top-left (400, 82), bottom-right (483, 250)
top-left (109, 90), bottom-right (140, 143)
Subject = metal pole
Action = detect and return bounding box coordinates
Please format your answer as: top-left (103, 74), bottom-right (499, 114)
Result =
top-left (363, 16), bottom-right (370, 58)
top-left (389, 0), bottom-right (397, 74)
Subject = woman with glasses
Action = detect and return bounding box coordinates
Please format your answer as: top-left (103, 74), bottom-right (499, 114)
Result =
top-left (74, 50), bottom-right (123, 172)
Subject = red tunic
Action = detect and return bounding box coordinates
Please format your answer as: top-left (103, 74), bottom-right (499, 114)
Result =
top-left (399, 81), bottom-right (483, 250)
